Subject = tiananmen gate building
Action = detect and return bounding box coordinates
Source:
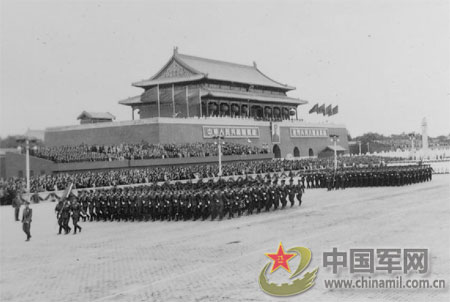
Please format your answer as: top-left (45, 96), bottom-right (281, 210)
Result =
top-left (44, 48), bottom-right (349, 160)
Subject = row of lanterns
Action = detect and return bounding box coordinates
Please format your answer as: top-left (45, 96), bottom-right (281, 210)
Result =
top-left (208, 102), bottom-right (296, 116)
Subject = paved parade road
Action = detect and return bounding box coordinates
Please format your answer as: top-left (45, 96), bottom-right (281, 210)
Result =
top-left (1, 175), bottom-right (449, 302)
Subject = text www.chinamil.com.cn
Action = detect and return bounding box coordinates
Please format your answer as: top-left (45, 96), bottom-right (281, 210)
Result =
top-left (324, 276), bottom-right (446, 289)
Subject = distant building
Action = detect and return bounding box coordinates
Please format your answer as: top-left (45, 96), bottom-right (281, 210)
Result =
top-left (24, 129), bottom-right (45, 141)
top-left (77, 111), bottom-right (115, 124)
top-left (119, 47), bottom-right (306, 120)
top-left (45, 49), bottom-right (349, 159)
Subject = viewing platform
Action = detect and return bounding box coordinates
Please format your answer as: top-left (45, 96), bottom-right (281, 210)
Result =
top-left (45, 116), bottom-right (346, 132)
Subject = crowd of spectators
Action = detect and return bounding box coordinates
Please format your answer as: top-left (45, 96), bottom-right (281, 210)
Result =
top-left (28, 142), bottom-right (268, 163)
top-left (0, 156), bottom-right (410, 198)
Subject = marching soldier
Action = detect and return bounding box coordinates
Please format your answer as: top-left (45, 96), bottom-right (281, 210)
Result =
top-left (280, 180), bottom-right (288, 208)
top-left (71, 196), bottom-right (83, 234)
top-left (79, 191), bottom-right (90, 222)
top-left (269, 183), bottom-right (278, 210)
top-left (287, 179), bottom-right (296, 207)
top-left (296, 179), bottom-right (305, 206)
top-left (87, 191), bottom-right (95, 221)
top-left (55, 199), bottom-right (65, 234)
top-left (60, 199), bottom-right (72, 234)
top-left (201, 191), bottom-right (210, 221)
top-left (22, 201), bottom-right (32, 241)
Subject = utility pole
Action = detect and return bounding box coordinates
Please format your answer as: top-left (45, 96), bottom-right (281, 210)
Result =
top-left (16, 137), bottom-right (38, 201)
top-left (329, 135), bottom-right (339, 172)
top-left (212, 135), bottom-right (225, 176)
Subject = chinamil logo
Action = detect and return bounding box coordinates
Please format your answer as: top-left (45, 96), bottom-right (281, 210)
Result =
top-left (258, 242), bottom-right (318, 296)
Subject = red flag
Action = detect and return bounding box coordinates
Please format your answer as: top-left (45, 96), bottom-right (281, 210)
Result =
top-left (309, 103), bottom-right (319, 114)
top-left (62, 183), bottom-right (73, 199)
top-left (326, 105), bottom-right (332, 116)
top-left (332, 105), bottom-right (339, 115)
top-left (317, 104), bottom-right (326, 115)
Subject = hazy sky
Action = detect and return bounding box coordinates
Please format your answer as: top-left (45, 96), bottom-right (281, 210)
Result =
top-left (1, 0), bottom-right (449, 138)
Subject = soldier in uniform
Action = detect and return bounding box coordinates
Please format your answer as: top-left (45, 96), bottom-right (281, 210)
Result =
top-left (87, 191), bottom-right (95, 221)
top-left (127, 191), bottom-right (135, 222)
top-left (22, 201), bottom-right (32, 241)
top-left (243, 186), bottom-right (252, 215)
top-left (236, 188), bottom-right (244, 217)
top-left (216, 189), bottom-right (225, 220)
top-left (280, 179), bottom-right (288, 208)
top-left (13, 194), bottom-right (22, 221)
top-left (120, 191), bottom-right (128, 221)
top-left (93, 191), bottom-right (102, 221)
top-left (142, 190), bottom-right (150, 221)
top-left (191, 190), bottom-right (199, 221)
top-left (166, 190), bottom-right (174, 221)
top-left (326, 173), bottom-right (333, 191)
top-left (269, 183), bottom-right (278, 210)
top-left (193, 190), bottom-right (201, 221)
top-left (201, 190), bottom-right (210, 221)
top-left (152, 191), bottom-right (160, 221)
top-left (71, 196), bottom-right (83, 234)
top-left (79, 191), bottom-right (90, 222)
top-left (60, 199), bottom-right (72, 234)
top-left (262, 185), bottom-right (270, 212)
top-left (184, 190), bottom-right (193, 220)
top-left (210, 189), bottom-right (218, 221)
top-left (55, 198), bottom-right (65, 234)
top-left (287, 179), bottom-right (296, 207)
top-left (158, 190), bottom-right (166, 221)
top-left (99, 191), bottom-right (108, 222)
top-left (296, 179), bottom-right (305, 206)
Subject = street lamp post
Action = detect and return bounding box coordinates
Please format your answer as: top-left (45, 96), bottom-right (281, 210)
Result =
top-left (212, 135), bottom-right (225, 177)
top-left (408, 133), bottom-right (416, 150)
top-left (408, 133), bottom-right (416, 159)
top-left (329, 134), bottom-right (339, 172)
top-left (16, 137), bottom-right (37, 200)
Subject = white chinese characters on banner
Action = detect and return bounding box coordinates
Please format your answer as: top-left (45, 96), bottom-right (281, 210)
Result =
top-left (203, 126), bottom-right (260, 138)
top-left (290, 128), bottom-right (328, 138)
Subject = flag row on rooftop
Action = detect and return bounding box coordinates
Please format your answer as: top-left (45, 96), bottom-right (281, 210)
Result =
top-left (308, 103), bottom-right (338, 116)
